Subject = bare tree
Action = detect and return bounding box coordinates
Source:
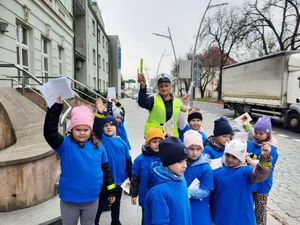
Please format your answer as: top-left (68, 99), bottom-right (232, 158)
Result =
top-left (245, 0), bottom-right (300, 54)
top-left (203, 7), bottom-right (249, 101)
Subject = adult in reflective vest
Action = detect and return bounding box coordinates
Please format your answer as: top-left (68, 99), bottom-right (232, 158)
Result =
top-left (138, 73), bottom-right (188, 137)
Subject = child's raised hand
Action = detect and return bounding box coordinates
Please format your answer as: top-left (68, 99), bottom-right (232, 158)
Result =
top-left (182, 94), bottom-right (190, 106)
top-left (131, 197), bottom-right (137, 205)
top-left (108, 195), bottom-right (115, 205)
top-left (260, 142), bottom-right (272, 162)
top-left (261, 142), bottom-right (271, 153)
top-left (96, 98), bottom-right (106, 113)
top-left (56, 96), bottom-right (63, 104)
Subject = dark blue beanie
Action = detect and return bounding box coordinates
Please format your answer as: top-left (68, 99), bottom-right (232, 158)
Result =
top-left (213, 117), bottom-right (233, 136)
top-left (159, 137), bottom-right (188, 166)
top-left (103, 116), bottom-right (117, 127)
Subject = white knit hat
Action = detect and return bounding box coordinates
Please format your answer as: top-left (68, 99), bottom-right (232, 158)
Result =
top-left (224, 139), bottom-right (247, 163)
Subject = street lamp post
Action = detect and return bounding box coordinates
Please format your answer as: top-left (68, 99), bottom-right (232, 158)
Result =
top-left (153, 26), bottom-right (178, 73)
top-left (191, 0), bottom-right (228, 99)
top-left (156, 49), bottom-right (171, 76)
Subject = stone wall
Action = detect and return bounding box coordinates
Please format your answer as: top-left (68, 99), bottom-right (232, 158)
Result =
top-left (0, 103), bottom-right (16, 150)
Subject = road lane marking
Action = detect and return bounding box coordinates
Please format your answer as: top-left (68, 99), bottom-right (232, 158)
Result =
top-left (277, 134), bottom-right (289, 138)
top-left (292, 139), bottom-right (300, 143)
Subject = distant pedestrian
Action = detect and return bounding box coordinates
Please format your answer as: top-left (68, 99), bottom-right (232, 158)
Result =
top-left (94, 98), bottom-right (132, 225)
top-left (144, 137), bottom-right (192, 225)
top-left (203, 117), bottom-right (233, 159)
top-left (129, 127), bottom-right (165, 225)
top-left (183, 130), bottom-right (213, 225)
top-left (247, 116), bottom-right (279, 225)
top-left (212, 139), bottom-right (272, 225)
top-left (43, 97), bottom-right (115, 225)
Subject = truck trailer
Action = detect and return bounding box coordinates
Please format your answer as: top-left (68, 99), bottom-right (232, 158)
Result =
top-left (222, 51), bottom-right (300, 132)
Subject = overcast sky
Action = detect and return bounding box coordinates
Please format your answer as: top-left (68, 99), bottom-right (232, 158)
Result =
top-left (97, 0), bottom-right (245, 80)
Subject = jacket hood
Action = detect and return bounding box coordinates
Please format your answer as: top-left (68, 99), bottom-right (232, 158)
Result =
top-left (206, 136), bottom-right (225, 152)
top-left (188, 153), bottom-right (210, 167)
top-left (151, 164), bottom-right (184, 186)
top-left (141, 145), bottom-right (159, 156)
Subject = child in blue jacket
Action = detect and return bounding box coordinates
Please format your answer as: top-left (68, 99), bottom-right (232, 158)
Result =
top-left (246, 116), bottom-right (279, 225)
top-left (94, 99), bottom-right (132, 225)
top-left (144, 137), bottom-right (192, 225)
top-left (183, 130), bottom-right (213, 225)
top-left (212, 139), bottom-right (272, 225)
top-left (203, 117), bottom-right (233, 159)
top-left (129, 127), bottom-right (165, 225)
top-left (43, 98), bottom-right (115, 225)
top-left (178, 107), bottom-right (207, 145)
top-left (107, 98), bottom-right (131, 150)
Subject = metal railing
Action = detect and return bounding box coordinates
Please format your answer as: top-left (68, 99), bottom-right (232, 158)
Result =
top-left (0, 64), bottom-right (104, 133)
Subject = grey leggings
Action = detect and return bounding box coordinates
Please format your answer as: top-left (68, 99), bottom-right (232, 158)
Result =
top-left (60, 198), bottom-right (99, 225)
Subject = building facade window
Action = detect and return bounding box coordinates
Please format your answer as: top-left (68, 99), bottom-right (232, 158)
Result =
top-left (16, 23), bottom-right (29, 82)
top-left (103, 80), bottom-right (105, 91)
top-left (102, 58), bottom-right (105, 71)
top-left (102, 35), bottom-right (104, 48)
top-left (98, 54), bottom-right (101, 68)
top-left (97, 28), bottom-right (100, 42)
top-left (41, 37), bottom-right (50, 82)
top-left (106, 40), bottom-right (108, 52)
top-left (58, 46), bottom-right (64, 75)
top-left (93, 77), bottom-right (96, 89)
top-left (106, 62), bottom-right (108, 73)
top-left (93, 49), bottom-right (96, 65)
top-left (99, 79), bottom-right (102, 91)
top-left (92, 19), bottom-right (95, 36)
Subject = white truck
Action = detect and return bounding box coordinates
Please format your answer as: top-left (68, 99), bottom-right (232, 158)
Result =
top-left (222, 51), bottom-right (300, 132)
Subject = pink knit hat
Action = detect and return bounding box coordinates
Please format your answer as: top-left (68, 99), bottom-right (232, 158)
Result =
top-left (183, 130), bottom-right (203, 150)
top-left (69, 105), bottom-right (94, 131)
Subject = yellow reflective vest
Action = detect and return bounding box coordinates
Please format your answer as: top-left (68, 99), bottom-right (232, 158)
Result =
top-left (145, 94), bottom-right (181, 137)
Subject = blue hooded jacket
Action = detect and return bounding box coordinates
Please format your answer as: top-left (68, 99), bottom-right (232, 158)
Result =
top-left (144, 165), bottom-right (192, 225)
top-left (184, 154), bottom-right (213, 225)
top-left (132, 145), bottom-right (160, 208)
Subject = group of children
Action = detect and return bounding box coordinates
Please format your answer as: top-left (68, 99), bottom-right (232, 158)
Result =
top-left (43, 96), bottom-right (278, 225)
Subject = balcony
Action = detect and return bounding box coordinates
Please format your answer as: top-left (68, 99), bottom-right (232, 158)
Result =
top-left (75, 36), bottom-right (86, 60)
top-left (74, 0), bottom-right (86, 16)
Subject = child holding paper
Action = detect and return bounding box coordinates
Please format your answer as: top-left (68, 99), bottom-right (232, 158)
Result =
top-left (43, 97), bottom-right (116, 225)
top-left (129, 127), bottom-right (165, 225)
top-left (203, 117), bottom-right (233, 159)
top-left (144, 137), bottom-right (192, 225)
top-left (94, 99), bottom-right (132, 225)
top-left (183, 130), bottom-right (213, 225)
top-left (212, 139), bottom-right (272, 225)
top-left (246, 116), bottom-right (279, 225)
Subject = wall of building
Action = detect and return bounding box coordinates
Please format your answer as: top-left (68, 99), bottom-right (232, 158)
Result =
top-left (108, 35), bottom-right (121, 97)
top-left (0, 0), bottom-right (74, 87)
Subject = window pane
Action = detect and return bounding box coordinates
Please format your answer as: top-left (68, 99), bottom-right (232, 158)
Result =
top-left (59, 64), bottom-right (62, 75)
top-left (22, 49), bottom-right (28, 66)
top-left (16, 24), bottom-right (19, 42)
top-left (16, 47), bottom-right (20, 64)
top-left (58, 48), bottom-right (62, 59)
top-left (44, 58), bottom-right (48, 71)
top-left (43, 39), bottom-right (48, 54)
top-left (22, 26), bottom-right (27, 45)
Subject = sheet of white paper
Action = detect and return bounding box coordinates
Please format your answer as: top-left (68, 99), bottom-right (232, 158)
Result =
top-left (107, 87), bottom-right (116, 99)
top-left (234, 112), bottom-right (252, 126)
top-left (121, 178), bottom-right (130, 194)
top-left (209, 158), bottom-right (223, 170)
top-left (39, 77), bottom-right (74, 107)
top-left (164, 119), bottom-right (174, 136)
top-left (188, 81), bottom-right (195, 96)
top-left (188, 178), bottom-right (200, 190)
